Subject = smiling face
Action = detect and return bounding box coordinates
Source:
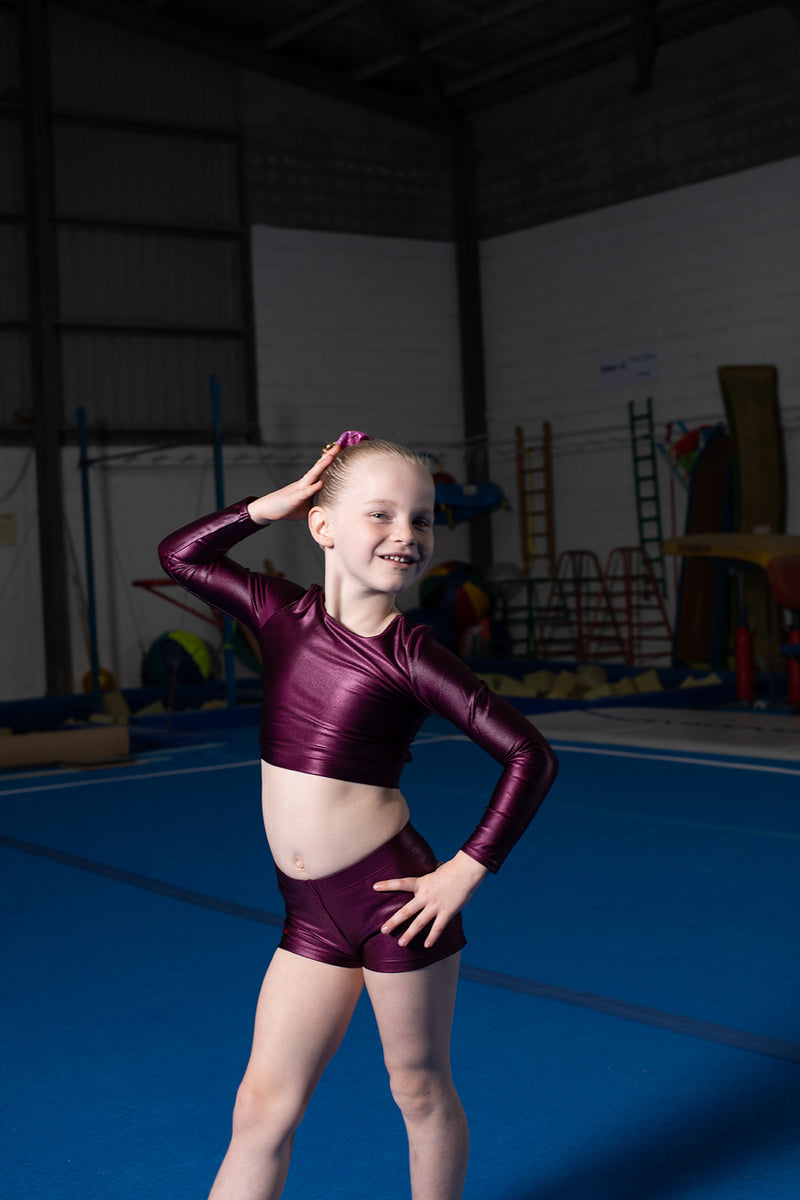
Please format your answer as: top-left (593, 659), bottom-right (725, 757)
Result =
top-left (311, 455), bottom-right (435, 598)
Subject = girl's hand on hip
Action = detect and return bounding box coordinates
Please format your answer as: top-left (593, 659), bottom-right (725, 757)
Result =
top-left (374, 851), bottom-right (488, 948)
top-left (247, 444), bottom-right (339, 525)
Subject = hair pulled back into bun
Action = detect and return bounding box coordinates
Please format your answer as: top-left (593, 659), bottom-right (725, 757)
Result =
top-left (317, 433), bottom-right (431, 509)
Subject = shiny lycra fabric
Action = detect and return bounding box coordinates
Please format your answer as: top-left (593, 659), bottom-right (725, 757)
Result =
top-left (158, 499), bottom-right (558, 872)
top-left (275, 823), bottom-right (466, 972)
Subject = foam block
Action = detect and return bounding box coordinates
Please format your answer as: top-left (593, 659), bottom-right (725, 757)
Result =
top-left (548, 670), bottom-right (579, 699)
top-left (632, 669), bottom-right (663, 693)
top-left (523, 669), bottom-right (555, 694)
top-left (576, 665), bottom-right (608, 688)
top-left (0, 725), bottom-right (130, 769)
top-left (102, 690), bottom-right (131, 724)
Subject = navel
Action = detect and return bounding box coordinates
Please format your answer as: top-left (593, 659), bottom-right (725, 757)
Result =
top-left (294, 858), bottom-right (306, 872)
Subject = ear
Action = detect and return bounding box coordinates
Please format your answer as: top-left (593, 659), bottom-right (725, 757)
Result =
top-left (308, 505), bottom-right (334, 549)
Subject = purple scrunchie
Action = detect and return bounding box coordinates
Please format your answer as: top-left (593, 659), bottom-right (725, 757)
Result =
top-left (336, 430), bottom-right (373, 448)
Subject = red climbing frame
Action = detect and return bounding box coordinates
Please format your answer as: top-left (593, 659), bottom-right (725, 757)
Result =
top-left (584, 547), bottom-right (674, 667)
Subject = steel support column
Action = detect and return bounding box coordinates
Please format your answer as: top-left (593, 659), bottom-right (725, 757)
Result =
top-left (451, 121), bottom-right (492, 570)
top-left (21, 0), bottom-right (73, 694)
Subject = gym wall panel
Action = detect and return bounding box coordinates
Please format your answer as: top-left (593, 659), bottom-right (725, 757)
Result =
top-left (58, 230), bottom-right (243, 327)
top-left (0, 225), bottom-right (26, 319)
top-left (38, 5), bottom-right (254, 443)
top-left (0, 332), bottom-right (29, 428)
top-left (0, 9), bottom-right (26, 432)
top-left (0, 9), bottom-right (18, 96)
top-left (53, 128), bottom-right (239, 228)
top-left (482, 156), bottom-right (800, 590)
top-left (0, 119), bottom-right (23, 213)
top-left (49, 5), bottom-right (236, 129)
top-left (59, 333), bottom-right (247, 433)
top-left (0, 221), bottom-right (27, 425)
top-left (251, 225), bottom-right (462, 446)
top-left (239, 69), bottom-right (453, 241)
top-left (0, 447), bottom-right (43, 703)
top-left (475, 6), bottom-right (800, 238)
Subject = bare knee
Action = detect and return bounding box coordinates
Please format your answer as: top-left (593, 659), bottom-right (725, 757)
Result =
top-left (231, 1072), bottom-right (308, 1149)
top-left (388, 1067), bottom-right (457, 1125)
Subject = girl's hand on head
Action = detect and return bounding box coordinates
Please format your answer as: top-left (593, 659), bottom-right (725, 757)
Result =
top-left (373, 851), bottom-right (488, 949)
top-left (247, 444), bottom-right (339, 526)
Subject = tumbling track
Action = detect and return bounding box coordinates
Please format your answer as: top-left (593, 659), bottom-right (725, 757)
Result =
top-left (2, 708), bottom-right (799, 1200)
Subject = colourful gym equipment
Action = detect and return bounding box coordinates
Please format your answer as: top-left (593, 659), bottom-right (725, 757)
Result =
top-left (142, 630), bottom-right (214, 687)
top-left (433, 481), bottom-right (508, 528)
top-left (419, 561), bottom-right (491, 632)
top-left (81, 667), bottom-right (116, 694)
top-left (669, 425), bottom-right (734, 670)
top-left (718, 365), bottom-right (787, 671)
top-left (662, 533), bottom-right (800, 702)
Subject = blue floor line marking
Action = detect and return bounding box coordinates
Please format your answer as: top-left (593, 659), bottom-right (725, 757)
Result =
top-left (4, 832), bottom-right (799, 1068)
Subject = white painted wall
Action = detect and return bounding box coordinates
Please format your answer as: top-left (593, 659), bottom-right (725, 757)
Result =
top-left (482, 157), bottom-right (800, 604)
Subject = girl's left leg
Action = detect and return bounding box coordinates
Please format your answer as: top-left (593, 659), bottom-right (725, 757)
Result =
top-left (364, 954), bottom-right (468, 1200)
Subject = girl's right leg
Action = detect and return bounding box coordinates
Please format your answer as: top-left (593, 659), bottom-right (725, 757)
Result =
top-left (208, 948), bottom-right (364, 1200)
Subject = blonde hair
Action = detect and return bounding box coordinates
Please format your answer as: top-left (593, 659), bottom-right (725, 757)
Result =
top-left (317, 439), bottom-right (431, 509)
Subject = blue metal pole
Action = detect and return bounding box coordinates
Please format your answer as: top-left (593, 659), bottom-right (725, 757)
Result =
top-left (211, 375), bottom-right (237, 709)
top-left (77, 406), bottom-right (102, 714)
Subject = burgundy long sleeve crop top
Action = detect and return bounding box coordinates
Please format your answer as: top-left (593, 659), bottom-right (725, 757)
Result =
top-left (158, 499), bottom-right (558, 872)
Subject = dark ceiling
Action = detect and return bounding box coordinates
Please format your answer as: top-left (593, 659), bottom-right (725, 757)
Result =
top-left (73, 0), bottom-right (782, 130)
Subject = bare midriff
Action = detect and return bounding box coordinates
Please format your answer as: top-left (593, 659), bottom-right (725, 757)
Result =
top-left (260, 760), bottom-right (410, 879)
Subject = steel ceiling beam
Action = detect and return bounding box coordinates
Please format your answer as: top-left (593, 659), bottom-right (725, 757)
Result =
top-left (444, 9), bottom-right (631, 96)
top-left (785, 0), bottom-right (800, 28)
top-left (630, 0), bottom-right (660, 92)
top-left (432, 0), bottom-right (480, 17)
top-left (442, 0), bottom-right (704, 99)
top-left (368, 0), bottom-right (458, 130)
top-left (355, 0), bottom-right (551, 82)
top-left (59, 0), bottom-right (447, 131)
top-left (261, 0), bottom-right (367, 51)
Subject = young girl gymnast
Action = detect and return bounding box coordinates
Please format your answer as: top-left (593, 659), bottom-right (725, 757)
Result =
top-left (158, 431), bottom-right (558, 1200)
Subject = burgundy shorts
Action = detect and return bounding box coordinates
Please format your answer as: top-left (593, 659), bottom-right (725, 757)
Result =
top-left (276, 823), bottom-right (466, 973)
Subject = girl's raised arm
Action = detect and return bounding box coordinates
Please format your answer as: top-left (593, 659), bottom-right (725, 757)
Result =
top-left (155, 445), bottom-right (339, 629)
top-left (246, 444), bottom-right (339, 525)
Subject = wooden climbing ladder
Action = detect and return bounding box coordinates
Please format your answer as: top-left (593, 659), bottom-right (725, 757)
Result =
top-left (516, 422), bottom-right (556, 578)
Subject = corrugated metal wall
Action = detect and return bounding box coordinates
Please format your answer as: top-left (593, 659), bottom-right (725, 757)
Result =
top-left (3, 3), bottom-right (256, 442)
top-left (0, 7), bottom-right (28, 430)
